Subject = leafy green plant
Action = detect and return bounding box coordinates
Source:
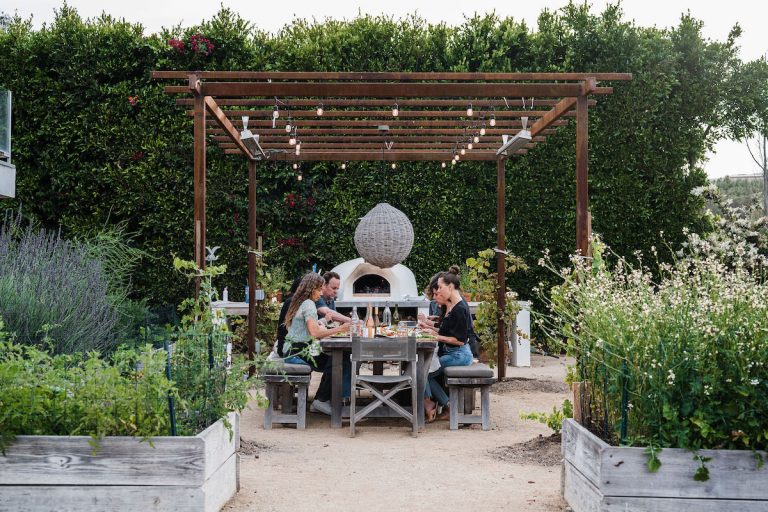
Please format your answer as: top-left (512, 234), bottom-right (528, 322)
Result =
top-left (520, 399), bottom-right (573, 435)
top-left (466, 248), bottom-right (527, 366)
top-left (537, 196), bottom-right (768, 479)
top-left (0, 318), bottom-right (177, 454)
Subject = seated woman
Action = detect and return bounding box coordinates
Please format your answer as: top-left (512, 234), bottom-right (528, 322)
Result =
top-left (281, 272), bottom-right (350, 414)
top-left (419, 266), bottom-right (473, 421)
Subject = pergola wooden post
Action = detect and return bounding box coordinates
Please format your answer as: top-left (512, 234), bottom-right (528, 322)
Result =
top-left (155, 71), bottom-right (630, 378)
top-left (496, 158), bottom-right (507, 379)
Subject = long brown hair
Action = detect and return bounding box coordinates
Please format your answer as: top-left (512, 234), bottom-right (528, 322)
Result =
top-left (284, 273), bottom-right (324, 328)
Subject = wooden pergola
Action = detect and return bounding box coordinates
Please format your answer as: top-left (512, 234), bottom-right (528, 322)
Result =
top-left (153, 71), bottom-right (632, 378)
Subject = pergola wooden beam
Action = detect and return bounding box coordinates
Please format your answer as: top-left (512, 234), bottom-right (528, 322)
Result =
top-left (154, 70), bottom-right (632, 81)
top-left (176, 98), bottom-right (598, 108)
top-left (223, 151), bottom-right (519, 161)
top-left (204, 96), bottom-right (254, 160)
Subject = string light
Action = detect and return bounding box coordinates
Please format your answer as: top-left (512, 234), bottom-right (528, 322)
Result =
top-left (341, 162), bottom-right (347, 170)
top-left (292, 163), bottom-right (298, 170)
top-left (289, 127), bottom-right (297, 146)
top-left (316, 101), bottom-right (324, 116)
top-left (392, 102), bottom-right (399, 117)
top-left (460, 147), bottom-right (466, 156)
top-left (473, 135), bottom-right (480, 144)
top-left (451, 159), bottom-right (456, 166)
top-left (297, 173), bottom-right (303, 181)
top-left (441, 162), bottom-right (446, 168)
top-left (391, 163), bottom-right (397, 169)
top-left (480, 125), bottom-right (486, 136)
top-left (466, 103), bottom-right (473, 117)
top-left (489, 114), bottom-right (496, 127)
top-left (285, 117), bottom-right (293, 133)
top-left (467, 142), bottom-right (473, 150)
top-left (295, 141), bottom-right (301, 156)
top-left (272, 105), bottom-right (279, 119)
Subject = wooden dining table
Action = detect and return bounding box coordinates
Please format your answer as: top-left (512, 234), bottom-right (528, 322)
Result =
top-left (319, 336), bottom-right (438, 429)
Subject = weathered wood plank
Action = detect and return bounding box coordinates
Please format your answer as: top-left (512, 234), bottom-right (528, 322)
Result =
top-left (200, 412), bottom-right (238, 481)
top-left (563, 460), bottom-right (601, 512)
top-left (602, 496), bottom-right (768, 512)
top-left (203, 452), bottom-right (239, 512)
top-left (601, 444), bottom-right (768, 500)
top-left (562, 419), bottom-right (607, 487)
top-left (0, 485), bottom-right (203, 511)
top-left (0, 436), bottom-right (205, 486)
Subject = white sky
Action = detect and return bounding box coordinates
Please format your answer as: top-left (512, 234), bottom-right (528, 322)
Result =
top-left (10, 0), bottom-right (768, 178)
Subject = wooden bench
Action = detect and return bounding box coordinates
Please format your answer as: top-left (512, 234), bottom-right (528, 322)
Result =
top-left (444, 364), bottom-right (495, 431)
top-left (263, 363), bottom-right (312, 429)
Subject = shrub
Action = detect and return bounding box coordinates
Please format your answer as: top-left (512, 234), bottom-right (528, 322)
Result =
top-left (537, 200), bottom-right (768, 476)
top-left (0, 211), bottom-right (119, 354)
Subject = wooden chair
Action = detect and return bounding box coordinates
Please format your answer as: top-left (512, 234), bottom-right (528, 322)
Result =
top-left (349, 336), bottom-right (418, 437)
top-left (263, 363), bottom-right (311, 429)
top-left (444, 363), bottom-right (495, 431)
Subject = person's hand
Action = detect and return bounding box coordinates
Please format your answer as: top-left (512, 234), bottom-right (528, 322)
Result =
top-left (337, 322), bottom-right (350, 332)
top-left (324, 312), bottom-right (333, 323)
top-left (417, 312), bottom-right (427, 321)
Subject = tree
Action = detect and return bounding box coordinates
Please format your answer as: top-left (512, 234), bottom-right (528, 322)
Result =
top-left (746, 135), bottom-right (768, 215)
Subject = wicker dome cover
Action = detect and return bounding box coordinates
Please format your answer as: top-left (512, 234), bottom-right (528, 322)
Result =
top-left (354, 203), bottom-right (414, 268)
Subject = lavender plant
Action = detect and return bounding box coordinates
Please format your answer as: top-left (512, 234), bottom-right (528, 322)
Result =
top-left (0, 211), bottom-right (119, 354)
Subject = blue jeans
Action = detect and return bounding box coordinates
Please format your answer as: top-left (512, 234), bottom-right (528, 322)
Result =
top-left (425, 344), bottom-right (472, 406)
top-left (283, 354), bottom-right (351, 399)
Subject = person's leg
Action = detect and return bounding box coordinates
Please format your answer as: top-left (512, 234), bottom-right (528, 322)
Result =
top-left (313, 353), bottom-right (332, 401)
top-left (428, 368), bottom-right (449, 407)
top-left (435, 347), bottom-right (473, 419)
top-left (282, 355), bottom-right (308, 365)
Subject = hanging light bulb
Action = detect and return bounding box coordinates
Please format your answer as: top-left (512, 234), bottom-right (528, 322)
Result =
top-left (392, 102), bottom-right (399, 117)
top-left (272, 105), bottom-right (279, 119)
top-left (480, 125), bottom-right (486, 136)
top-left (467, 142), bottom-right (473, 150)
top-left (473, 135), bottom-right (480, 144)
top-left (489, 114), bottom-right (496, 127)
top-left (441, 162), bottom-right (446, 168)
top-left (295, 141), bottom-right (301, 156)
top-left (451, 159), bottom-right (456, 166)
top-left (316, 101), bottom-right (324, 116)
top-left (285, 118), bottom-right (292, 133)
top-left (466, 103), bottom-right (473, 117)
top-left (455, 153), bottom-right (460, 161)
top-left (297, 173), bottom-right (303, 181)
top-left (289, 133), bottom-right (296, 146)
top-left (460, 147), bottom-right (466, 156)
top-left (341, 162), bottom-right (346, 170)
top-left (292, 163), bottom-right (298, 170)
top-left (391, 163), bottom-right (396, 170)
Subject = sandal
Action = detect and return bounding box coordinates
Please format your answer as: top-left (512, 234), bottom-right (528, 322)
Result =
top-left (436, 406), bottom-right (450, 421)
top-left (426, 408), bottom-right (437, 423)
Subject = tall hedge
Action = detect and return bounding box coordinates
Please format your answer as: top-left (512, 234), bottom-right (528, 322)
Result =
top-left (1, 4), bottom-right (766, 308)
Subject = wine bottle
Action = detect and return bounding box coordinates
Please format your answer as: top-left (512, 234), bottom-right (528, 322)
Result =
top-left (382, 303), bottom-right (392, 327)
top-left (350, 307), bottom-right (360, 337)
top-left (365, 303), bottom-right (375, 338)
top-left (392, 304), bottom-right (400, 323)
top-left (373, 306), bottom-right (380, 334)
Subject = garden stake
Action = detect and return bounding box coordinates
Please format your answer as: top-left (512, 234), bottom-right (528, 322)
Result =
top-left (602, 345), bottom-right (610, 438)
top-left (620, 360), bottom-right (629, 444)
top-left (164, 339), bottom-right (177, 436)
top-left (207, 333), bottom-right (214, 370)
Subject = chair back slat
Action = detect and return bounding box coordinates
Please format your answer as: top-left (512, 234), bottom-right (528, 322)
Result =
top-left (351, 336), bottom-right (417, 362)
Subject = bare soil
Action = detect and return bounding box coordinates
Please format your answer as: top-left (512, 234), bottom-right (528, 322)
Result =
top-left (224, 354), bottom-right (572, 512)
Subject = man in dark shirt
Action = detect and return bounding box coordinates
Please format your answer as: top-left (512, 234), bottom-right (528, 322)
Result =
top-left (315, 271), bottom-right (351, 324)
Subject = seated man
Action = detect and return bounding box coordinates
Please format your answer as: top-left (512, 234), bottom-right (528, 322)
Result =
top-left (310, 271), bottom-right (352, 415)
top-left (315, 271), bottom-right (351, 324)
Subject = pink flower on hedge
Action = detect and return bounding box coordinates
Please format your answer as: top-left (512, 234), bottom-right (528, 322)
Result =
top-left (168, 38), bottom-right (185, 54)
top-left (190, 34), bottom-right (215, 56)
top-left (131, 151), bottom-right (144, 161)
top-left (128, 96), bottom-right (138, 107)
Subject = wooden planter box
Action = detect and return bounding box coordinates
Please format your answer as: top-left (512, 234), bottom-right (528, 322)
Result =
top-left (0, 412), bottom-right (240, 512)
top-left (562, 418), bottom-right (768, 511)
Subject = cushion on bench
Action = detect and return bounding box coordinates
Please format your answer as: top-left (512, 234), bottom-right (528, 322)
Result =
top-left (443, 363), bottom-right (494, 379)
top-left (264, 362), bottom-right (312, 375)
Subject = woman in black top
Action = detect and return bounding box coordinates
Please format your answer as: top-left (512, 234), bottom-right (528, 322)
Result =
top-left (419, 266), bottom-right (473, 421)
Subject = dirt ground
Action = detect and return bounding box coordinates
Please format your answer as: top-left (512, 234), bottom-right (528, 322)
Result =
top-left (224, 354), bottom-right (573, 512)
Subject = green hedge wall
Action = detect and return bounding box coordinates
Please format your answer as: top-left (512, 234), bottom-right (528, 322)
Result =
top-left (1, 4), bottom-right (766, 308)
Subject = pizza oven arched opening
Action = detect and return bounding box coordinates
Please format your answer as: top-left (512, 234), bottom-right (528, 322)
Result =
top-left (353, 274), bottom-right (391, 296)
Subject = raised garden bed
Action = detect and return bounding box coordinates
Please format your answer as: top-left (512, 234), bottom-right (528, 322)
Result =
top-left (562, 418), bottom-right (768, 512)
top-left (0, 412), bottom-right (240, 512)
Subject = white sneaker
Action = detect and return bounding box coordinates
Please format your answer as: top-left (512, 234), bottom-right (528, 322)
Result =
top-left (310, 399), bottom-right (332, 415)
